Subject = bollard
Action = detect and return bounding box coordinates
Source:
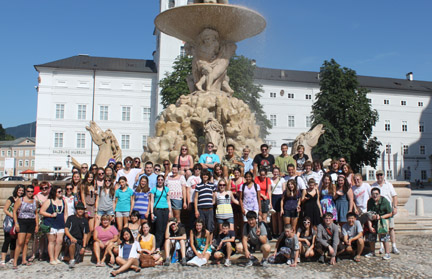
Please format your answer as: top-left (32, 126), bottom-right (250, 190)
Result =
top-left (416, 197), bottom-right (424, 216)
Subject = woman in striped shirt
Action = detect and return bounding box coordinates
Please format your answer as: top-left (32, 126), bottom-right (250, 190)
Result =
top-left (133, 176), bottom-right (150, 224)
top-left (214, 179), bottom-right (239, 231)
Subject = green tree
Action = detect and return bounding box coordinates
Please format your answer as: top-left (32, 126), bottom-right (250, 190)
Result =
top-left (159, 55), bottom-right (271, 137)
top-left (311, 59), bottom-right (381, 171)
top-left (0, 124), bottom-right (14, 140)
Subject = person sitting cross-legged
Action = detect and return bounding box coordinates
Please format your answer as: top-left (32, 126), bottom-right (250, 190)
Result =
top-left (64, 202), bottom-right (89, 268)
top-left (110, 227), bottom-right (141, 277)
top-left (236, 211), bottom-right (271, 267)
top-left (213, 221), bottom-right (236, 266)
top-left (270, 224), bottom-right (300, 267)
top-left (340, 212), bottom-right (365, 262)
top-left (315, 212), bottom-right (343, 265)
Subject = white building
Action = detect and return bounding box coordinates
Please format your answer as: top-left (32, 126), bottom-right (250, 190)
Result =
top-left (34, 56), bottom-right (158, 170)
top-left (33, 0), bottom-right (432, 182)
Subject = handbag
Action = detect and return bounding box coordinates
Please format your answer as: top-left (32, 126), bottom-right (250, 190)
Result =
top-left (377, 218), bottom-right (389, 234)
top-left (139, 253), bottom-right (156, 268)
top-left (3, 215), bottom-right (14, 233)
top-left (9, 224), bottom-right (17, 238)
top-left (40, 223), bottom-right (51, 234)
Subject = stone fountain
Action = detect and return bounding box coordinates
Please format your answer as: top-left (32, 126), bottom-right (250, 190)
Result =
top-left (142, 2), bottom-right (266, 163)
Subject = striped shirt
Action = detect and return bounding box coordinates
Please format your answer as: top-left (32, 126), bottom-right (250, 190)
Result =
top-left (215, 192), bottom-right (233, 220)
top-left (195, 182), bottom-right (214, 209)
top-left (133, 191), bottom-right (149, 216)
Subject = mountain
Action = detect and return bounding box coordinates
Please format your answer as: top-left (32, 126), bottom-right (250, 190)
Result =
top-left (6, 122), bottom-right (36, 138)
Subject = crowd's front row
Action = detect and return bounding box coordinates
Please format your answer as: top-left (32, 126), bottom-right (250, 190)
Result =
top-left (3, 182), bottom-right (393, 277)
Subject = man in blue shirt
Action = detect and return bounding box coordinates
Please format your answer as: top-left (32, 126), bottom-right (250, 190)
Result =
top-left (135, 161), bottom-right (157, 190)
top-left (241, 146), bottom-right (253, 175)
top-left (199, 142), bottom-right (220, 174)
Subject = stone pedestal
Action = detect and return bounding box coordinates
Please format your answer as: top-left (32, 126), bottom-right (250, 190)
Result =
top-left (393, 181), bottom-right (411, 220)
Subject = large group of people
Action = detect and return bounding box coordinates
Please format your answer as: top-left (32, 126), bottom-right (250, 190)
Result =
top-left (1, 143), bottom-right (400, 276)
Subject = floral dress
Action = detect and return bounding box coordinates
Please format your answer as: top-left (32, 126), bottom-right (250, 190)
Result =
top-left (320, 189), bottom-right (337, 221)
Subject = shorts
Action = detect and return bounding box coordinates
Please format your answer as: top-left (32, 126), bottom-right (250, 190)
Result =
top-left (389, 217), bottom-right (394, 229)
top-left (367, 233), bottom-right (390, 243)
top-left (243, 210), bottom-right (259, 222)
top-left (283, 210), bottom-right (298, 218)
top-left (17, 218), bottom-right (36, 234)
top-left (171, 199), bottom-right (183, 210)
top-left (217, 217), bottom-right (234, 224)
top-left (115, 211), bottom-right (130, 218)
top-left (216, 242), bottom-right (236, 256)
top-left (49, 228), bottom-right (65, 234)
top-left (261, 200), bottom-right (270, 213)
top-left (268, 247), bottom-right (295, 263)
top-left (98, 210), bottom-right (114, 216)
top-left (271, 194), bottom-right (283, 213)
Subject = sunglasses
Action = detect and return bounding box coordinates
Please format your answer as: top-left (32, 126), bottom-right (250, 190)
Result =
top-left (219, 184), bottom-right (226, 186)
top-left (27, 190), bottom-right (34, 193)
top-left (81, 167), bottom-right (88, 169)
top-left (98, 173), bottom-right (105, 175)
top-left (42, 187), bottom-right (49, 190)
top-left (66, 188), bottom-right (73, 191)
top-left (57, 190), bottom-right (63, 194)
top-left (261, 149), bottom-right (268, 152)
top-left (163, 163), bottom-right (170, 166)
top-left (126, 160), bottom-right (133, 163)
top-left (376, 174), bottom-right (384, 176)
top-left (181, 148), bottom-right (188, 150)
top-left (154, 168), bottom-right (161, 171)
top-left (303, 221), bottom-right (310, 224)
top-left (105, 179), bottom-right (112, 182)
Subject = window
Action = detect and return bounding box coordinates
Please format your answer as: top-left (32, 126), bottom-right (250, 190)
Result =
top-left (367, 98), bottom-right (372, 104)
top-left (76, 133), bottom-right (86, 148)
top-left (265, 140), bottom-right (277, 147)
top-left (100, 106), bottom-right (108, 121)
top-left (287, 93), bottom-right (294, 99)
top-left (55, 104), bottom-right (65, 119)
top-left (142, 107), bottom-right (151, 121)
top-left (306, 116), bottom-right (311, 128)
top-left (18, 160), bottom-right (23, 167)
top-left (7, 150), bottom-right (11, 157)
top-left (168, 0), bottom-right (175, 8)
top-left (288, 115), bottom-right (295, 127)
top-left (418, 102), bottom-right (424, 107)
top-left (54, 133), bottom-right (64, 148)
top-left (19, 150), bottom-right (23, 156)
top-left (384, 99), bottom-right (389, 105)
top-left (31, 160), bottom-right (35, 167)
top-left (419, 122), bottom-right (425, 132)
top-left (404, 170), bottom-right (410, 180)
top-left (368, 170), bottom-right (375, 180)
top-left (270, 115), bottom-right (277, 127)
top-left (77, 104), bottom-right (86, 120)
top-left (403, 145), bottom-right (409, 155)
top-left (25, 150), bottom-right (29, 157)
top-left (13, 150), bottom-right (17, 157)
top-left (25, 160), bottom-right (29, 167)
top-left (386, 144), bottom-right (391, 154)
top-left (386, 170), bottom-right (393, 180)
top-left (305, 94), bottom-right (312, 100)
top-left (421, 170), bottom-right (427, 180)
top-left (1, 150), bottom-right (4, 156)
top-left (122, 106), bottom-right (131, 121)
top-left (31, 150), bottom-right (35, 156)
top-left (385, 120), bottom-right (391, 131)
top-left (142, 135), bottom-right (148, 147)
top-left (121, 135), bottom-right (130, 149)
top-left (420, 145), bottom-right (426, 155)
top-left (270, 92), bottom-right (276, 98)
top-left (54, 166), bottom-right (61, 171)
top-left (402, 121), bottom-right (407, 132)
top-left (180, 46), bottom-right (186, 57)
top-left (401, 100), bottom-right (406, 106)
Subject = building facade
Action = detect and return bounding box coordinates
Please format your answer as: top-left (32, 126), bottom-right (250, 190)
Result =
top-left (32, 0), bottom-right (432, 183)
top-left (0, 137), bottom-right (36, 178)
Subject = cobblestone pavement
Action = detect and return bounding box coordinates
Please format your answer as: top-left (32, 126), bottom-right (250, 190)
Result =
top-left (1, 235), bottom-right (431, 278)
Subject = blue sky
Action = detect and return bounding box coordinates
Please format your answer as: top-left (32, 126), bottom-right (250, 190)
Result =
top-left (1, 0), bottom-right (431, 128)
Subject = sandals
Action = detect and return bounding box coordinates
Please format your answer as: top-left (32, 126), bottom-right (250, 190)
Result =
top-left (96, 262), bottom-right (104, 267)
top-left (110, 271), bottom-right (117, 277)
top-left (23, 262), bottom-right (32, 266)
top-left (353, 256), bottom-right (361, 262)
top-left (28, 255), bottom-right (36, 263)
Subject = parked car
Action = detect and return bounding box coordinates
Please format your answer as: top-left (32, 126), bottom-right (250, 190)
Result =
top-left (0, 176), bottom-right (26, 181)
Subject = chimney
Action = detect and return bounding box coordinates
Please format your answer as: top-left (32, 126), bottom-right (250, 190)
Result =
top-left (281, 70), bottom-right (285, 78)
top-left (406, 72), bottom-right (413, 81)
top-left (251, 59), bottom-right (256, 66)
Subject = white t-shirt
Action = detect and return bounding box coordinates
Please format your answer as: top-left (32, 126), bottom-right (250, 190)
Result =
top-left (271, 177), bottom-right (285, 195)
top-left (116, 168), bottom-right (142, 189)
top-left (371, 180), bottom-right (397, 206)
top-left (351, 182), bottom-right (371, 212)
top-left (284, 175), bottom-right (306, 190)
top-left (301, 172), bottom-right (320, 186)
top-left (186, 175), bottom-right (202, 202)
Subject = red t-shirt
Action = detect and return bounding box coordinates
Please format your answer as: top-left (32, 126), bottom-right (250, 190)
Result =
top-left (254, 177), bottom-right (271, 200)
top-left (33, 186), bottom-right (41, 195)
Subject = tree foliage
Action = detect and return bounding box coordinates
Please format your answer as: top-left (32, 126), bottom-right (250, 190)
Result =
top-left (0, 124), bottom-right (14, 141)
top-left (311, 59), bottom-right (381, 172)
top-left (159, 55), bottom-right (271, 138)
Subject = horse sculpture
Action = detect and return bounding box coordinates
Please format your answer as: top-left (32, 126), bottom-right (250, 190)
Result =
top-left (85, 121), bottom-right (122, 167)
top-left (291, 124), bottom-right (325, 161)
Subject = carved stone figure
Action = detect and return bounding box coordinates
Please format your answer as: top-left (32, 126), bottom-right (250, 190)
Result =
top-left (194, 0), bottom-right (229, 4)
top-left (186, 28), bottom-right (236, 94)
top-left (204, 118), bottom-right (226, 159)
top-left (86, 121), bottom-right (122, 167)
top-left (291, 124), bottom-right (325, 161)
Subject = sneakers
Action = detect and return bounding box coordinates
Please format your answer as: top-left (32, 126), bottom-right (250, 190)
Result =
top-left (379, 247), bottom-right (384, 254)
top-left (261, 259), bottom-right (269, 267)
top-left (69, 259), bottom-right (75, 268)
top-left (297, 257), bottom-right (301, 263)
top-left (181, 258), bottom-right (187, 266)
top-left (286, 259), bottom-right (292, 265)
top-left (245, 260), bottom-right (253, 267)
top-left (365, 252), bottom-right (375, 258)
top-left (0, 261), bottom-right (5, 268)
top-left (224, 259), bottom-right (231, 267)
top-left (318, 255), bottom-right (325, 264)
top-left (392, 247), bottom-right (400, 255)
top-left (383, 254), bottom-right (391, 260)
top-left (164, 257), bottom-right (171, 266)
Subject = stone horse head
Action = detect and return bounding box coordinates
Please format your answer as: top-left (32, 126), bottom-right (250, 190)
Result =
top-left (291, 124), bottom-right (325, 160)
top-left (86, 121), bottom-right (122, 167)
